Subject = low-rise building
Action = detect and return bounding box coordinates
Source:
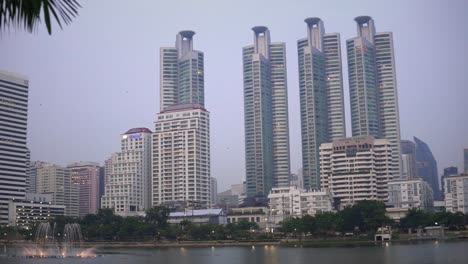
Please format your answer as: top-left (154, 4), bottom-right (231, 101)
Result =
top-left (387, 178), bottom-right (434, 210)
top-left (168, 208), bottom-right (226, 225)
top-left (227, 207), bottom-right (268, 230)
top-left (268, 187), bottom-right (334, 223)
top-left (8, 194), bottom-right (65, 228)
top-left (443, 173), bottom-right (468, 214)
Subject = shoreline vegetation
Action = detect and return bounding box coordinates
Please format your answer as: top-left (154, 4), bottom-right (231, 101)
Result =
top-left (1, 201), bottom-right (466, 247)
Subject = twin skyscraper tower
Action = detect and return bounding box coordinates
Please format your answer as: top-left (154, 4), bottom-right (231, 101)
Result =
top-left (156, 16), bottom-right (401, 204)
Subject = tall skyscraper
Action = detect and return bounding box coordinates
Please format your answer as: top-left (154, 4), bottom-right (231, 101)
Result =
top-left (401, 140), bottom-right (417, 179)
top-left (68, 161), bottom-right (101, 217)
top-left (346, 16), bottom-right (401, 178)
top-left (36, 163), bottom-right (79, 217)
top-left (0, 71), bottom-right (29, 225)
top-left (243, 26), bottom-right (291, 197)
top-left (160, 31), bottom-right (204, 111)
top-left (320, 136), bottom-right (392, 209)
top-left (414, 137), bottom-right (441, 199)
top-left (101, 128), bottom-right (152, 215)
top-left (152, 104), bottom-right (211, 208)
top-left (298, 18), bottom-right (346, 190)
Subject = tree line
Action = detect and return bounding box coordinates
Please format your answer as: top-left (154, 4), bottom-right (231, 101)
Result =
top-left (1, 201), bottom-right (467, 242)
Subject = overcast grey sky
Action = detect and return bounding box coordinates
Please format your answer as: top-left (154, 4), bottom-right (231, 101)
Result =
top-left (1, 0), bottom-right (467, 191)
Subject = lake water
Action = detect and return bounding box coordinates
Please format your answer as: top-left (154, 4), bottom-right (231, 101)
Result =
top-left (1, 241), bottom-right (468, 264)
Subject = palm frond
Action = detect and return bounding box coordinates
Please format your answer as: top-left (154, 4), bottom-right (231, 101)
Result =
top-left (0, 0), bottom-right (81, 35)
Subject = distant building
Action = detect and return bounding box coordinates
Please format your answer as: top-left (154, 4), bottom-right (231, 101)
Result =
top-left (387, 178), bottom-right (434, 210)
top-left (168, 208), bottom-right (226, 225)
top-left (216, 183), bottom-right (246, 209)
top-left (36, 163), bottom-right (79, 217)
top-left (320, 136), bottom-right (392, 208)
top-left (443, 173), bottom-right (468, 214)
top-left (68, 161), bottom-right (101, 217)
top-left (268, 187), bottom-right (334, 223)
top-left (8, 194), bottom-right (65, 228)
top-left (289, 173), bottom-right (303, 189)
top-left (0, 71), bottom-right (29, 225)
top-left (27, 161), bottom-right (47, 194)
top-left (401, 140), bottom-right (417, 180)
top-left (101, 128), bottom-right (152, 215)
top-left (211, 177), bottom-right (217, 207)
top-left (464, 148), bottom-right (468, 173)
top-left (243, 26), bottom-right (291, 197)
top-left (414, 137), bottom-right (441, 199)
top-left (152, 104), bottom-right (211, 208)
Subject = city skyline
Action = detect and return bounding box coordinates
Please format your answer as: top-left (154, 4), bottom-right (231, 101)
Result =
top-left (0, 0), bottom-right (467, 191)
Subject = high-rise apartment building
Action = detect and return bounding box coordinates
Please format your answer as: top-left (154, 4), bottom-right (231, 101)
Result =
top-left (160, 31), bottom-right (204, 111)
top-left (68, 161), bottom-right (101, 217)
top-left (414, 136), bottom-right (441, 199)
top-left (101, 128), bottom-right (152, 215)
top-left (0, 71), bottom-right (29, 225)
top-left (297, 18), bottom-right (346, 190)
top-left (243, 26), bottom-right (291, 197)
top-left (320, 136), bottom-right (392, 209)
top-left (346, 16), bottom-right (401, 178)
top-left (152, 104), bottom-right (211, 208)
top-left (27, 161), bottom-right (47, 193)
top-left (36, 163), bottom-right (79, 217)
top-left (401, 140), bottom-right (417, 180)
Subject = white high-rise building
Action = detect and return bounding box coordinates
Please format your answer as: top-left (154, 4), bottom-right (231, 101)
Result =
top-left (36, 163), bottom-right (79, 217)
top-left (443, 173), bottom-right (468, 214)
top-left (101, 128), bottom-right (152, 215)
top-left (387, 178), bottom-right (434, 210)
top-left (210, 177), bottom-right (217, 207)
top-left (0, 71), bottom-right (29, 225)
top-left (320, 136), bottom-right (392, 209)
top-left (152, 104), bottom-right (211, 208)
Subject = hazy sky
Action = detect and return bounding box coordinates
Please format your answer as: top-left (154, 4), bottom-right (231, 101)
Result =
top-left (1, 0), bottom-right (467, 191)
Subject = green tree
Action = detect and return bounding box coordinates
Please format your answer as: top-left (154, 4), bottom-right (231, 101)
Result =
top-left (400, 208), bottom-right (431, 229)
top-left (0, 0), bottom-right (81, 34)
top-left (145, 206), bottom-right (170, 228)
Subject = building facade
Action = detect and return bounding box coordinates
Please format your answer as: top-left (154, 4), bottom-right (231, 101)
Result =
top-left (268, 186), bottom-right (334, 223)
top-left (346, 16), bottom-right (401, 178)
top-left (443, 173), bottom-right (468, 214)
top-left (387, 178), bottom-right (434, 210)
top-left (320, 136), bottom-right (392, 208)
top-left (160, 31), bottom-right (204, 111)
top-left (68, 161), bottom-right (101, 217)
top-left (8, 193), bottom-right (65, 228)
top-left (298, 18), bottom-right (346, 190)
top-left (101, 128), bottom-right (152, 215)
top-left (414, 136), bottom-right (441, 199)
top-left (243, 26), bottom-right (291, 197)
top-left (401, 140), bottom-right (417, 180)
top-left (35, 163), bottom-right (79, 217)
top-left (152, 104), bottom-right (211, 208)
top-left (0, 71), bottom-right (29, 225)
